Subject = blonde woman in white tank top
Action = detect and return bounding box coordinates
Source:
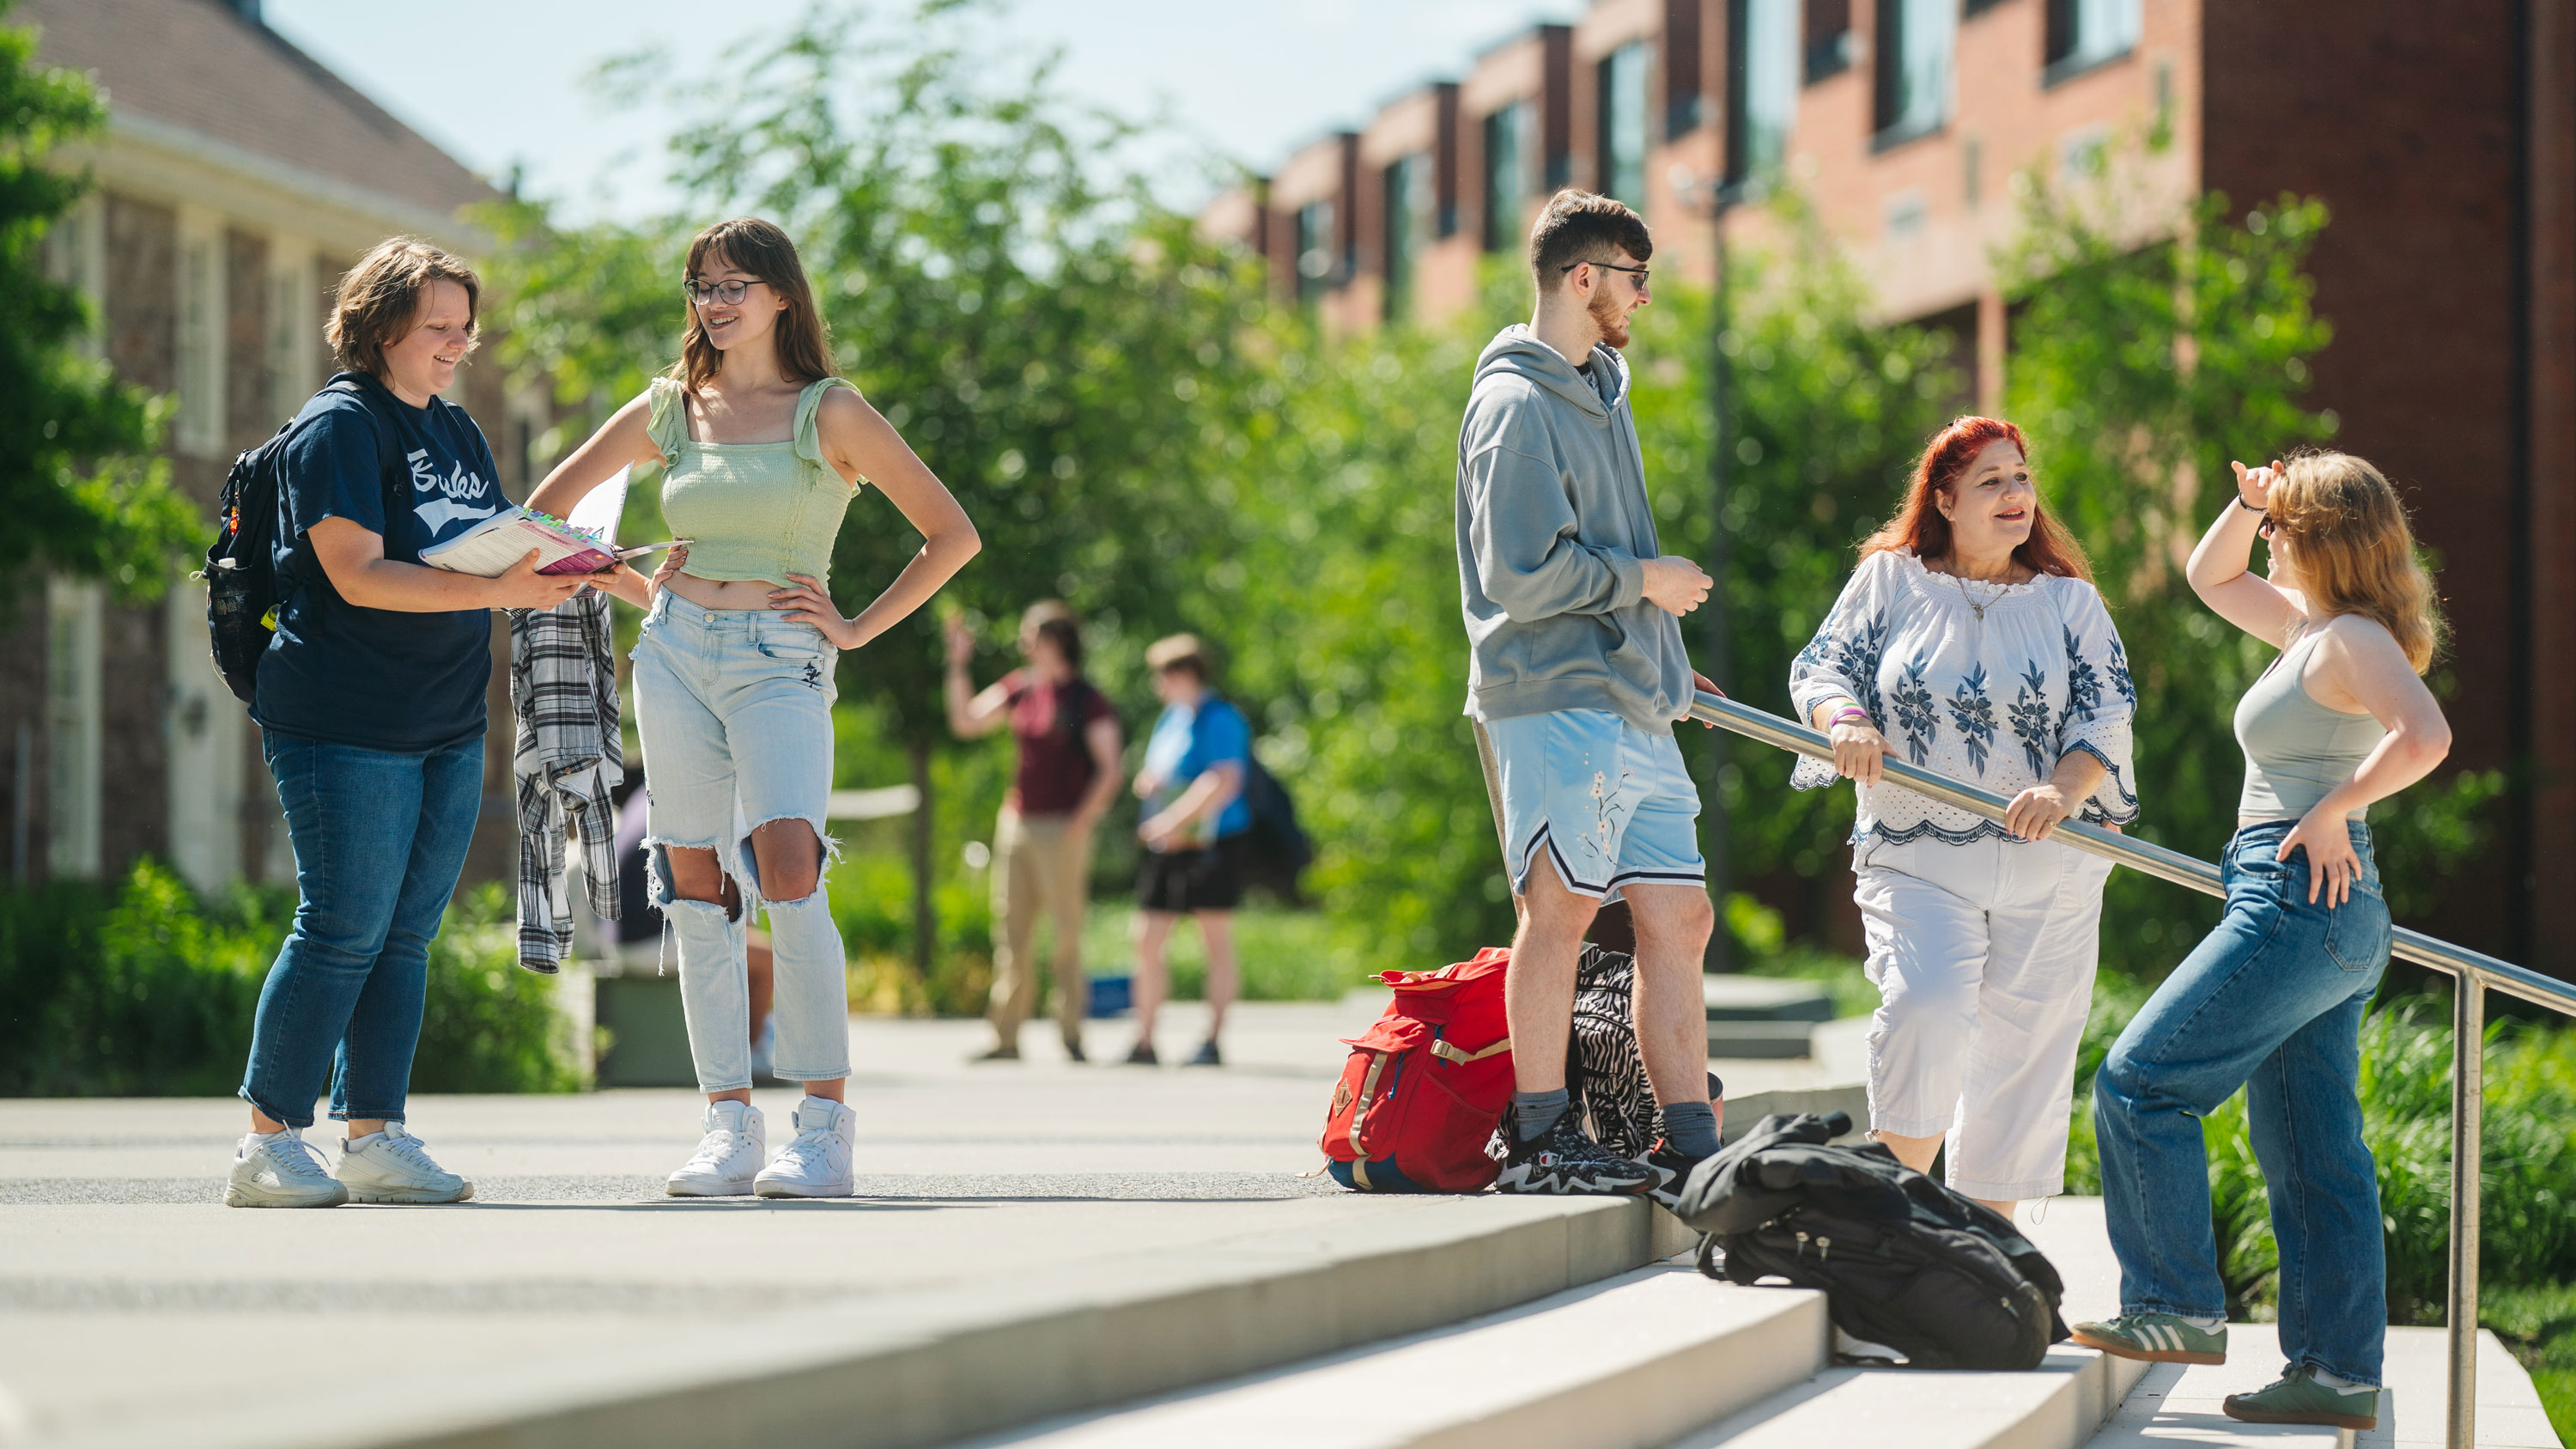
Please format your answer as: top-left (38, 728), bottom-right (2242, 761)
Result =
top-left (2072, 453), bottom-right (2449, 1432)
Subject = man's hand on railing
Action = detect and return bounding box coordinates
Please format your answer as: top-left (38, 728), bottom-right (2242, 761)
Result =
top-left (1687, 673), bottom-right (1726, 727)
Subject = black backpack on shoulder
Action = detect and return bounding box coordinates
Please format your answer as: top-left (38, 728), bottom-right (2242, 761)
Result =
top-left (1236, 747), bottom-right (1314, 900)
top-left (1674, 1110), bottom-right (2069, 1372)
top-left (200, 378), bottom-right (398, 704)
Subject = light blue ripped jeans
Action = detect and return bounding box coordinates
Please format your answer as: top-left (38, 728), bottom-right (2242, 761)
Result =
top-left (631, 589), bottom-right (849, 1092)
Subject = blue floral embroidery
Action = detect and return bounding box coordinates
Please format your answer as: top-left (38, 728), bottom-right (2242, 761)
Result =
top-left (1947, 663), bottom-right (1998, 776)
top-left (2106, 634), bottom-right (2136, 709)
top-left (2007, 661), bottom-right (2054, 777)
top-left (2060, 625), bottom-right (2103, 731)
top-left (1794, 612), bottom-right (1890, 721)
top-left (1889, 655), bottom-right (1938, 764)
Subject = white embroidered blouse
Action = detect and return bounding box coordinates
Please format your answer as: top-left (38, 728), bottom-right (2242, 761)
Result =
top-left (1788, 549), bottom-right (2141, 847)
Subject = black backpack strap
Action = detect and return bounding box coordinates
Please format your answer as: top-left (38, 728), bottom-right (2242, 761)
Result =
top-left (323, 377), bottom-right (413, 527)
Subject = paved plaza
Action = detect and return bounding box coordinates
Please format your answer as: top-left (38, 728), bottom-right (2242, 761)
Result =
top-left (0, 998), bottom-right (1845, 1446)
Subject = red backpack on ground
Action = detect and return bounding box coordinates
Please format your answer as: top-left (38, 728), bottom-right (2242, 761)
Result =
top-left (1320, 947), bottom-right (1516, 1192)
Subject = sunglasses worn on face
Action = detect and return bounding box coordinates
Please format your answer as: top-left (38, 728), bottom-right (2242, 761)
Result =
top-left (2258, 514), bottom-right (2278, 539)
top-left (1561, 259), bottom-right (1649, 289)
top-left (683, 278), bottom-right (765, 307)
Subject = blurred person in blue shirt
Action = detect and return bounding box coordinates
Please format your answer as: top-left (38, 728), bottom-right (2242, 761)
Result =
top-left (1127, 634), bottom-right (1252, 1067)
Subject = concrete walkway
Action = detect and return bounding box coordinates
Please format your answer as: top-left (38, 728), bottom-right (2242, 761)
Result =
top-left (0, 997), bottom-right (1827, 1447)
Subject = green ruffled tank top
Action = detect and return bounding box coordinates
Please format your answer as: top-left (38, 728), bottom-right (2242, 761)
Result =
top-left (647, 375), bottom-right (862, 589)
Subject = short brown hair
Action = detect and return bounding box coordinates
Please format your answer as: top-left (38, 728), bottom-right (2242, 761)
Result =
top-left (1021, 600), bottom-right (1084, 670)
top-left (1145, 633), bottom-right (1211, 680)
top-left (328, 238), bottom-right (481, 380)
top-left (1528, 189), bottom-right (1652, 285)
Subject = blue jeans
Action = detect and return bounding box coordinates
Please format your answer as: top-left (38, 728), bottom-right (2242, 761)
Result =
top-left (239, 730), bottom-right (483, 1128)
top-left (630, 589), bottom-right (848, 1093)
top-left (2094, 819), bottom-right (2392, 1385)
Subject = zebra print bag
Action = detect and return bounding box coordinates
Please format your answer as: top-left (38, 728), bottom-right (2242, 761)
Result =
top-left (1568, 944), bottom-right (1722, 1157)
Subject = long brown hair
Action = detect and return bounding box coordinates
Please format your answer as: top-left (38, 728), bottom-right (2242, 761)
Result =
top-left (670, 218), bottom-right (837, 393)
top-left (2271, 450), bottom-right (2445, 673)
top-left (1860, 416), bottom-right (2093, 583)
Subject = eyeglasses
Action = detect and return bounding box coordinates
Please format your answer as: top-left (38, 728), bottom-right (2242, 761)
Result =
top-left (2257, 514), bottom-right (2278, 540)
top-left (1560, 259), bottom-right (1650, 289)
top-left (683, 277), bottom-right (765, 307)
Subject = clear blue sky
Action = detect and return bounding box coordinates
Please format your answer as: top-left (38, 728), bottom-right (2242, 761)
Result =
top-left (263, 0), bottom-right (1582, 222)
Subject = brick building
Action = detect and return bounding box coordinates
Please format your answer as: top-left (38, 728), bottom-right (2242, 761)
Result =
top-left (3, 0), bottom-right (538, 896)
top-left (1212, 0), bottom-right (2575, 974)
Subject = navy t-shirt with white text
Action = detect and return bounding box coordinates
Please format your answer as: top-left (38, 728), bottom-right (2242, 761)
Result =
top-left (252, 371), bottom-right (502, 752)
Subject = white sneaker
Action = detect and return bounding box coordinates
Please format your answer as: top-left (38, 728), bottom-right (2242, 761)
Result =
top-left (754, 1096), bottom-right (855, 1198)
top-left (336, 1123), bottom-right (474, 1204)
top-left (666, 1099), bottom-right (766, 1197)
top-left (226, 1128), bottom-right (348, 1208)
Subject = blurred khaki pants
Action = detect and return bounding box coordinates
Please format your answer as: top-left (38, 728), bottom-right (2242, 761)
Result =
top-left (987, 807), bottom-right (1094, 1044)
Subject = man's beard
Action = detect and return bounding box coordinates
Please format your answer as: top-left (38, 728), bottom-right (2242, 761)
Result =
top-left (1589, 286), bottom-right (1633, 350)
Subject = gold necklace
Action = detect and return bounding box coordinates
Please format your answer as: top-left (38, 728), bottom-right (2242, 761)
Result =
top-left (1950, 567), bottom-right (2010, 621)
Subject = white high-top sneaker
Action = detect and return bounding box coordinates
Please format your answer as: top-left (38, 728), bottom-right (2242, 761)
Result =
top-left (336, 1123), bottom-right (474, 1204)
top-left (753, 1096), bottom-right (855, 1198)
top-left (226, 1127), bottom-right (349, 1208)
top-left (666, 1099), bottom-right (766, 1197)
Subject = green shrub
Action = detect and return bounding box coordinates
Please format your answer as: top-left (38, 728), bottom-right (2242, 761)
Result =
top-left (0, 863), bottom-right (577, 1098)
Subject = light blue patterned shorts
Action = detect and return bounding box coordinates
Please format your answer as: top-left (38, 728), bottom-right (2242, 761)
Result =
top-left (1487, 708), bottom-right (1704, 902)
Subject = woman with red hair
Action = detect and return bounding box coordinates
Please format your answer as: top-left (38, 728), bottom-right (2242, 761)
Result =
top-left (1789, 417), bottom-right (2136, 1219)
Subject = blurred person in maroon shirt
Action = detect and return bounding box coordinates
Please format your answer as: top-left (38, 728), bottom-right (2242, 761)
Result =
top-left (945, 602), bottom-right (1126, 1060)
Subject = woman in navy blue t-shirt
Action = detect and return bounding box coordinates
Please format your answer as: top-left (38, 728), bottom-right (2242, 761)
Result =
top-left (225, 239), bottom-right (591, 1209)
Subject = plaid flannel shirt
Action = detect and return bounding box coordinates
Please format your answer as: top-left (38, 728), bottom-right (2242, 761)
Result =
top-left (511, 589), bottom-right (623, 974)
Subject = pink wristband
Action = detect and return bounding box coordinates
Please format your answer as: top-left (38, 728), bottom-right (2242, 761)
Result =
top-left (1830, 706), bottom-right (1873, 728)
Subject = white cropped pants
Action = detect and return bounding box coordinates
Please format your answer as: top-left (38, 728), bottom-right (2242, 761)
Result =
top-left (1853, 831), bottom-right (2113, 1202)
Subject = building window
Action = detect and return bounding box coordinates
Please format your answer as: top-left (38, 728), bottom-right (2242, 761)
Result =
top-left (1873, 0), bottom-right (1956, 149)
top-left (1726, 0), bottom-right (1800, 188)
top-left (177, 234), bottom-right (222, 455)
top-left (43, 197), bottom-right (104, 358)
top-left (1597, 40), bottom-right (1650, 210)
top-left (1383, 152), bottom-right (1433, 321)
top-left (1804, 0), bottom-right (1854, 83)
top-left (1295, 200), bottom-right (1336, 302)
top-left (2046, 0), bottom-right (2141, 82)
top-left (44, 577), bottom-right (102, 880)
top-left (1483, 101), bottom-right (1534, 253)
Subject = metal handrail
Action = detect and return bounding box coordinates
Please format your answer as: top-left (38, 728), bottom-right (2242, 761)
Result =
top-left (1688, 691), bottom-right (2576, 1449)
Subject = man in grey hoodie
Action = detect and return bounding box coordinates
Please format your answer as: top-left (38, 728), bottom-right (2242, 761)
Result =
top-left (1458, 190), bottom-right (1722, 1199)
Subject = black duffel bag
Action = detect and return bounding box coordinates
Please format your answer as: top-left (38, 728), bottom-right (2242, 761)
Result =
top-left (1674, 1110), bottom-right (2069, 1372)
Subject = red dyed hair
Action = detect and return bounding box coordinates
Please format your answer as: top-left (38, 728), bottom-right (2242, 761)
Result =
top-left (1859, 416), bottom-right (2093, 583)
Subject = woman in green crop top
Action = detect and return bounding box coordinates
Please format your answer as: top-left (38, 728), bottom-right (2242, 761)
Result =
top-left (2073, 452), bottom-right (2448, 1430)
top-left (529, 219), bottom-right (980, 1200)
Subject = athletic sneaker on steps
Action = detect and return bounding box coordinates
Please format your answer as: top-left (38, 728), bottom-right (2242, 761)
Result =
top-left (336, 1123), bottom-right (473, 1204)
top-left (666, 1099), bottom-right (767, 1197)
top-left (1642, 1138), bottom-right (1713, 1211)
top-left (1493, 1105), bottom-right (1656, 1196)
top-left (225, 1127), bottom-right (348, 1208)
top-left (754, 1096), bottom-right (856, 1198)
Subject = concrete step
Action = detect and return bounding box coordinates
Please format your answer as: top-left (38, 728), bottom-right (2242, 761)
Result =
top-left (972, 1263), bottom-right (1829, 1448)
top-left (45, 1191), bottom-right (1692, 1449)
top-left (2087, 1323), bottom-right (2556, 1448)
top-left (1708, 1020), bottom-right (1826, 1058)
top-left (1704, 975), bottom-right (1838, 1023)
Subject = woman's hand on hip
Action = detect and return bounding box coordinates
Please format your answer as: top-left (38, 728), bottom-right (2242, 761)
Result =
top-left (769, 573), bottom-right (861, 648)
top-left (2003, 782), bottom-right (2075, 841)
top-left (2279, 807), bottom-right (2360, 908)
top-left (1829, 721), bottom-right (1890, 788)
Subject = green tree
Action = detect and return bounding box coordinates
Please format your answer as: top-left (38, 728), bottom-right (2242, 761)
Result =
top-left (480, 3), bottom-right (1268, 977)
top-left (0, 1), bottom-right (191, 602)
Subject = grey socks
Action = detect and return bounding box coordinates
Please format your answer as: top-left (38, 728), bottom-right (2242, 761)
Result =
top-left (1658, 1101), bottom-right (1721, 1158)
top-left (1512, 1088), bottom-right (1570, 1142)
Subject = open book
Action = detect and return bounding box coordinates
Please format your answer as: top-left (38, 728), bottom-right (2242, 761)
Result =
top-left (420, 491), bottom-right (679, 578)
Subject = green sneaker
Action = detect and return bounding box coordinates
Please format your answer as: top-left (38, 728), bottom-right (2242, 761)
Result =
top-left (2069, 1312), bottom-right (2228, 1365)
top-left (2223, 1367), bottom-right (2380, 1430)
